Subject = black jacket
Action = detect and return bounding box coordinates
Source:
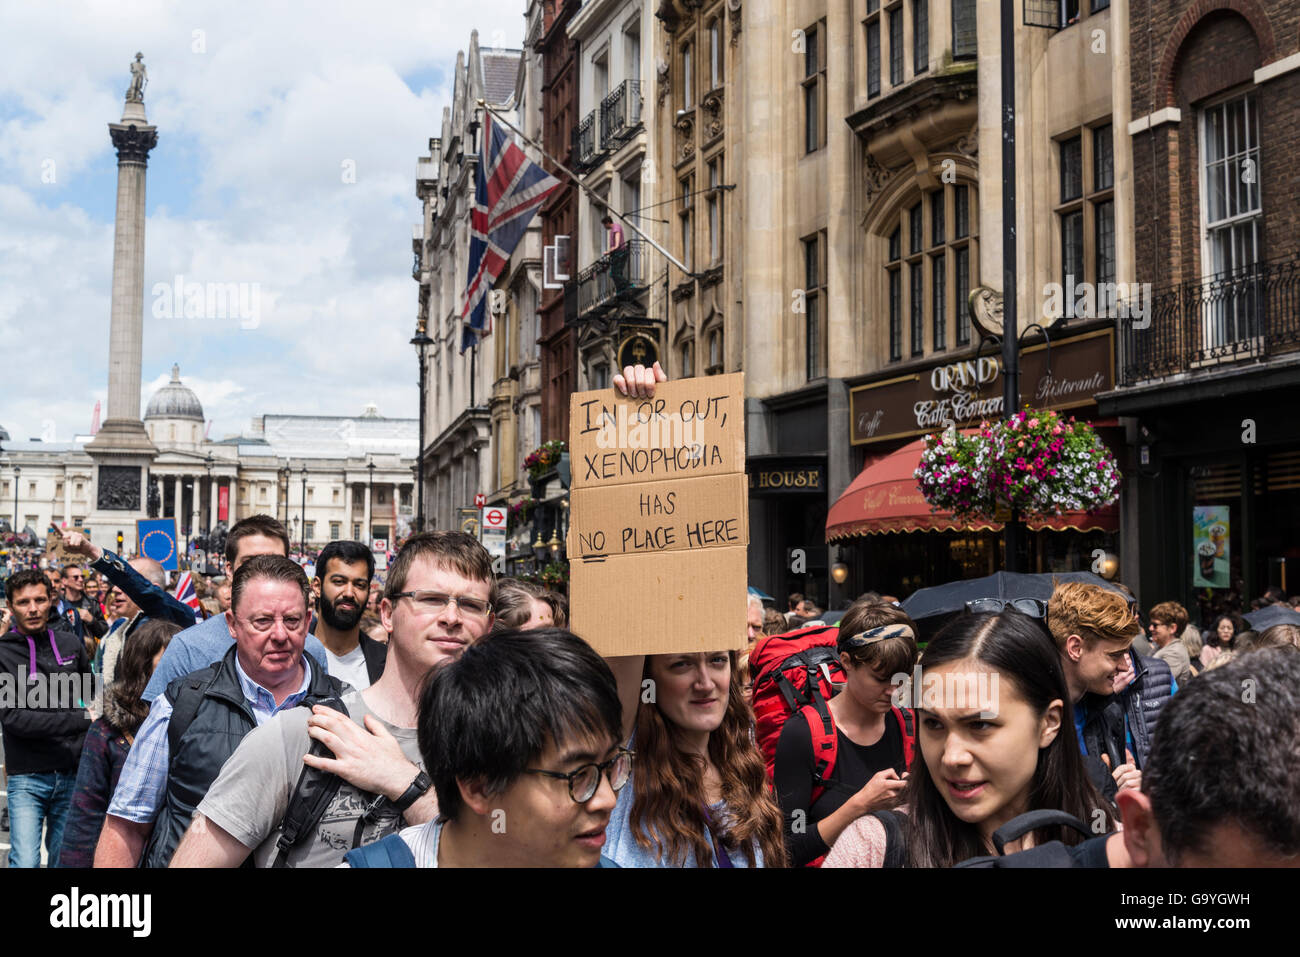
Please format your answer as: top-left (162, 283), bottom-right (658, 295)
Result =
top-left (0, 619), bottom-right (94, 774)
top-left (1078, 653), bottom-right (1174, 772)
top-left (140, 645), bottom-right (343, 868)
top-left (56, 594), bottom-right (109, 640)
top-left (358, 633), bottom-right (387, 684)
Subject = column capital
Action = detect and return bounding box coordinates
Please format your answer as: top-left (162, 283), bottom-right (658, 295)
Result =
top-left (108, 123), bottom-right (158, 165)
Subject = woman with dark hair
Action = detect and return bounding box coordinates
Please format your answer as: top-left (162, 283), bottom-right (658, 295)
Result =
top-left (772, 601), bottom-right (919, 867)
top-left (824, 610), bottom-right (1115, 867)
top-left (1202, 613), bottom-right (1244, 668)
top-left (602, 650), bottom-right (786, 867)
top-left (55, 619), bottom-right (181, 867)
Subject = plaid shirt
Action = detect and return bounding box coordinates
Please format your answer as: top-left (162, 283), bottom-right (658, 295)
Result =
top-left (107, 656), bottom-right (314, 824)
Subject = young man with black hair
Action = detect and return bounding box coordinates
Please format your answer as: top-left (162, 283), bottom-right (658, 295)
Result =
top-left (344, 628), bottom-right (626, 868)
top-left (0, 569), bottom-right (94, 867)
top-left (140, 515), bottom-right (330, 702)
top-left (1117, 647), bottom-right (1300, 866)
top-left (311, 540), bottom-right (385, 691)
top-left (169, 530), bottom-right (491, 867)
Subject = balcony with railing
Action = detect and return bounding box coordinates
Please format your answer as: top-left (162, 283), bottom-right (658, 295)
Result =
top-left (1117, 258), bottom-right (1300, 386)
top-left (599, 80), bottom-right (643, 151)
top-left (574, 240), bottom-right (651, 318)
top-left (573, 111), bottom-right (599, 171)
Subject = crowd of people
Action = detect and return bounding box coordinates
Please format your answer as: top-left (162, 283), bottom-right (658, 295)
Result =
top-left (0, 365), bottom-right (1296, 869)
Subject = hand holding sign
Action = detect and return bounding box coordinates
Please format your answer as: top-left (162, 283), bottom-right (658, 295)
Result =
top-left (613, 361), bottom-right (666, 399)
top-left (569, 371), bottom-right (747, 657)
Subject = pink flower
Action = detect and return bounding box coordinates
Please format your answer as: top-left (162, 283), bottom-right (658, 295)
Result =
top-left (1028, 418), bottom-right (1039, 428)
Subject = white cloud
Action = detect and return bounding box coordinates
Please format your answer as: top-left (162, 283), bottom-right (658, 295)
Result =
top-left (0, 0), bottom-right (526, 444)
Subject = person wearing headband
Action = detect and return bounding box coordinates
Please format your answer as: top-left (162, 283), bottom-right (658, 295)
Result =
top-left (772, 599), bottom-right (919, 867)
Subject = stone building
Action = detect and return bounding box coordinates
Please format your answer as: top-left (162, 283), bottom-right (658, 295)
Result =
top-left (414, 34), bottom-right (523, 533)
top-left (1098, 0), bottom-right (1300, 620)
top-left (2, 367), bottom-right (416, 555)
top-left (565, 0), bottom-right (664, 391)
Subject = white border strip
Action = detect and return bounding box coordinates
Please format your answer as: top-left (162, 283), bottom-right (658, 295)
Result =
top-left (1255, 51), bottom-right (1300, 84)
top-left (1128, 107), bottom-right (1182, 136)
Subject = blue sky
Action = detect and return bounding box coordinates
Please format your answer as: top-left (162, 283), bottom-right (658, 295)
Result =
top-left (0, 0), bottom-right (525, 444)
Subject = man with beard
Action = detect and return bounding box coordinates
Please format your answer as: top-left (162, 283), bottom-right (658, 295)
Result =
top-left (312, 541), bottom-right (386, 691)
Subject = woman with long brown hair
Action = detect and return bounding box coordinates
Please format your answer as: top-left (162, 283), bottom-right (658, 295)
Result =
top-left (602, 650), bottom-right (786, 867)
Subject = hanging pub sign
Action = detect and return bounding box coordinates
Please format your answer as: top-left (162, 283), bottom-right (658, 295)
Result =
top-left (850, 328), bottom-right (1114, 445)
top-left (617, 332), bottom-right (658, 371)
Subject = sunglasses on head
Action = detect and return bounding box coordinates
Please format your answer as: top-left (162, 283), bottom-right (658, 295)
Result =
top-left (965, 597), bottom-right (1048, 618)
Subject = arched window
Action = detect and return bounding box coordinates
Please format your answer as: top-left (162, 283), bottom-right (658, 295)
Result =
top-left (885, 180), bottom-right (978, 362)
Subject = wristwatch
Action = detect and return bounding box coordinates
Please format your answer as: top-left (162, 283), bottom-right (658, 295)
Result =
top-left (392, 770), bottom-right (432, 812)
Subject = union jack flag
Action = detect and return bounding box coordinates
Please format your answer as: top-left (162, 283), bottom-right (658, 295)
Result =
top-left (461, 112), bottom-right (562, 352)
top-left (174, 571), bottom-right (200, 614)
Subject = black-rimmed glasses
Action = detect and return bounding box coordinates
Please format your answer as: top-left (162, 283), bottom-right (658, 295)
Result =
top-left (524, 748), bottom-right (634, 803)
top-left (965, 597), bottom-right (1048, 618)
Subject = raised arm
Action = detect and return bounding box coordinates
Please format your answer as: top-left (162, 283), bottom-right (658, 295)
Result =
top-left (65, 532), bottom-right (197, 630)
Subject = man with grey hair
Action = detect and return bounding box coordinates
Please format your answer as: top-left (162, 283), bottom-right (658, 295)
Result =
top-left (94, 555), bottom-right (342, 867)
top-left (747, 592), bottom-right (765, 643)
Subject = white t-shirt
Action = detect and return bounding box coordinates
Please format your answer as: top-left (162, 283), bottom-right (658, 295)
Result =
top-left (325, 644), bottom-right (371, 691)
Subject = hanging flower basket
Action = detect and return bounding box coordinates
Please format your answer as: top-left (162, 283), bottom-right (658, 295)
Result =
top-left (523, 440), bottom-right (566, 480)
top-left (507, 497), bottom-right (537, 534)
top-left (540, 560), bottom-right (569, 587)
top-left (915, 409), bottom-right (1121, 523)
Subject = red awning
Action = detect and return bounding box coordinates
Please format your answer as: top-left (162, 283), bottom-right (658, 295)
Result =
top-left (825, 436), bottom-right (1119, 541)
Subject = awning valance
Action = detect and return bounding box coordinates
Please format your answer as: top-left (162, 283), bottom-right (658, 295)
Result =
top-left (825, 436), bottom-right (1119, 541)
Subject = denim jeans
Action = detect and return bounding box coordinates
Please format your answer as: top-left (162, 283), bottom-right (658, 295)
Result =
top-left (6, 771), bottom-right (77, 868)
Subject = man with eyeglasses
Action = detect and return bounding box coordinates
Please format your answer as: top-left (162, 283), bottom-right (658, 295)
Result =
top-left (167, 530), bottom-right (493, 867)
top-left (345, 628), bottom-right (626, 868)
top-left (95, 555), bottom-right (343, 867)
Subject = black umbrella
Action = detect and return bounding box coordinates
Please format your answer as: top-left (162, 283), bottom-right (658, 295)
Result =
top-left (901, 571), bottom-right (1127, 638)
top-left (1243, 604), bottom-right (1300, 631)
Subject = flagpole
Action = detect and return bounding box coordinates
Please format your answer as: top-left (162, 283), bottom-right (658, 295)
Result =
top-left (476, 99), bottom-right (696, 278)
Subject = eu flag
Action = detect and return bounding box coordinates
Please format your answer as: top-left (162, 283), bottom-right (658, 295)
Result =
top-left (136, 518), bottom-right (180, 571)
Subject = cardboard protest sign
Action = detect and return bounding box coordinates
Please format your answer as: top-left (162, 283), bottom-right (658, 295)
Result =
top-left (568, 372), bottom-right (748, 656)
top-left (45, 526), bottom-right (71, 563)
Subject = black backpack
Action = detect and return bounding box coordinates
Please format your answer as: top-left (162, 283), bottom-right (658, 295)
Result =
top-left (166, 680), bottom-right (356, 868)
top-left (954, 810), bottom-right (1096, 867)
top-left (873, 809), bottom-right (1095, 868)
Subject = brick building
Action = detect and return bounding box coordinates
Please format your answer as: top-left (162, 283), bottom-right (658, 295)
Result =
top-left (1099, 0), bottom-right (1300, 620)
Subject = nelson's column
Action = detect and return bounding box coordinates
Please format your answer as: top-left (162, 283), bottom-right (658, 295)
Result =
top-left (85, 53), bottom-right (159, 553)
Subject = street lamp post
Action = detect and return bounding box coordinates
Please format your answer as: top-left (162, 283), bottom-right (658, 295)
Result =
top-left (12, 465), bottom-right (20, 531)
top-left (410, 327), bottom-right (432, 533)
top-left (1000, 0), bottom-right (1023, 573)
top-left (300, 464), bottom-right (308, 556)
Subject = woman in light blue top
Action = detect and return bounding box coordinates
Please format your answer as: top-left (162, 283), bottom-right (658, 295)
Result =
top-left (603, 650), bottom-right (786, 868)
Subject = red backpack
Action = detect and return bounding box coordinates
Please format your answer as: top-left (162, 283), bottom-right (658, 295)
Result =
top-left (750, 626), bottom-right (916, 813)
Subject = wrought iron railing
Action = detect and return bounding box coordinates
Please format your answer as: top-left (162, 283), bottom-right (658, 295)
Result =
top-left (573, 111), bottom-right (598, 169)
top-left (600, 80), bottom-right (643, 150)
top-left (576, 240), bottom-right (651, 317)
top-left (1116, 258), bottom-right (1300, 385)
